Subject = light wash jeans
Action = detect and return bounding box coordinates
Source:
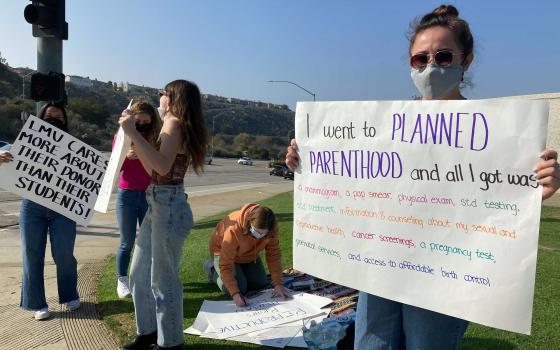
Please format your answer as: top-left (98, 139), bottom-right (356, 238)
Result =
top-left (129, 185), bottom-right (193, 348)
top-left (115, 188), bottom-right (148, 277)
top-left (19, 199), bottom-right (78, 310)
top-left (354, 292), bottom-right (468, 350)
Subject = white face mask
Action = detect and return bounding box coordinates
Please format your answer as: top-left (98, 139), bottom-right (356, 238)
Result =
top-left (250, 226), bottom-right (267, 239)
top-left (410, 64), bottom-right (463, 99)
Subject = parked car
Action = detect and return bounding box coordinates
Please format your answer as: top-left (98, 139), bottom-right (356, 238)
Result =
top-left (270, 165), bottom-right (288, 177)
top-left (284, 170), bottom-right (294, 180)
top-left (237, 157), bottom-right (253, 166)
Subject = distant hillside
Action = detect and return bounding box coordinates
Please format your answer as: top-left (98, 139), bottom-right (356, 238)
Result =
top-left (0, 63), bottom-right (21, 98)
top-left (0, 64), bottom-right (294, 159)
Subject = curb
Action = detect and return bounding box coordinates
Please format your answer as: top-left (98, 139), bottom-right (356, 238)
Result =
top-left (0, 262), bottom-right (119, 350)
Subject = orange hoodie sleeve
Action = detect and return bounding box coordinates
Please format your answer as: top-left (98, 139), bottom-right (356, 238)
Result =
top-left (218, 218), bottom-right (243, 296)
top-left (265, 228), bottom-right (283, 287)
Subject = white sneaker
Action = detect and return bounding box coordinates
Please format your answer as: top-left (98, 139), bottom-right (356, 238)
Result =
top-left (34, 307), bottom-right (50, 320)
top-left (66, 299), bottom-right (81, 311)
top-left (117, 276), bottom-right (132, 298)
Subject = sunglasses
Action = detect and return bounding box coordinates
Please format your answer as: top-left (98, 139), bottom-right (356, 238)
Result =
top-left (409, 50), bottom-right (462, 69)
top-left (158, 90), bottom-right (169, 97)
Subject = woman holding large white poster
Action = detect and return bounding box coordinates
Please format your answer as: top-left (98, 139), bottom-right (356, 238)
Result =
top-left (286, 4), bottom-right (560, 350)
top-left (118, 80), bottom-right (207, 350)
top-left (0, 102), bottom-right (81, 321)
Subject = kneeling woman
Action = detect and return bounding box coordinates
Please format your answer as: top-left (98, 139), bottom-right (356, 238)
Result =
top-left (208, 204), bottom-right (290, 307)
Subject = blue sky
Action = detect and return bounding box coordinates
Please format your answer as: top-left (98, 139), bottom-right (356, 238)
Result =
top-left (1, 0), bottom-right (558, 109)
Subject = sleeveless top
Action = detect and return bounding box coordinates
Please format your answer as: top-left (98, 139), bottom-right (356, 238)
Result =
top-left (152, 154), bottom-right (189, 185)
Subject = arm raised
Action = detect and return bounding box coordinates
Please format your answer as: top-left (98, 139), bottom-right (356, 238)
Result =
top-left (119, 110), bottom-right (183, 176)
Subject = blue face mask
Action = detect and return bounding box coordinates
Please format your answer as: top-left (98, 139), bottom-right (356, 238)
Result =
top-left (411, 64), bottom-right (463, 99)
top-left (250, 226), bottom-right (267, 239)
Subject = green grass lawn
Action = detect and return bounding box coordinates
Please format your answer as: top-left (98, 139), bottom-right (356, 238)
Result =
top-left (97, 193), bottom-right (560, 349)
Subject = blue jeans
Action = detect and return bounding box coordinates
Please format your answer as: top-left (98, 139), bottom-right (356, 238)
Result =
top-left (355, 293), bottom-right (468, 350)
top-left (115, 188), bottom-right (148, 277)
top-left (129, 185), bottom-right (193, 347)
top-left (212, 255), bottom-right (268, 296)
top-left (19, 200), bottom-right (78, 310)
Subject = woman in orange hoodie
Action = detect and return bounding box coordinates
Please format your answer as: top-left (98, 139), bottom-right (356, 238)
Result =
top-left (207, 203), bottom-right (290, 307)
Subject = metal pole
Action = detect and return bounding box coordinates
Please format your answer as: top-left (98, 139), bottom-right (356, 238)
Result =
top-left (268, 80), bottom-right (316, 101)
top-left (36, 37), bottom-right (63, 115)
top-left (212, 117), bottom-right (215, 156)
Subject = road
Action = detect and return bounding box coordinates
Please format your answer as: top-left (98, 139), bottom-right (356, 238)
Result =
top-left (0, 156), bottom-right (293, 303)
top-left (0, 157), bottom-right (294, 349)
top-left (0, 157), bottom-right (290, 227)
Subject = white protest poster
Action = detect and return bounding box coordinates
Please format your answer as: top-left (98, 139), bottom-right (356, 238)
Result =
top-left (190, 291), bottom-right (327, 339)
top-left (185, 290), bottom-right (332, 347)
top-left (293, 99), bottom-right (549, 334)
top-left (94, 99), bottom-right (133, 212)
top-left (0, 116), bottom-right (109, 226)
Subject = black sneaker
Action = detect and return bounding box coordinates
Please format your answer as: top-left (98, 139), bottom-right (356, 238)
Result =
top-left (123, 331), bottom-right (157, 350)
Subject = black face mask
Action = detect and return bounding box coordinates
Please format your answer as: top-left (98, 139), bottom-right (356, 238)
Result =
top-left (135, 123), bottom-right (153, 133)
top-left (44, 117), bottom-right (66, 131)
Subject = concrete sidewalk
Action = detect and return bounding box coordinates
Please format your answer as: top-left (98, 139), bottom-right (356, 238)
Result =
top-left (0, 181), bottom-right (294, 350)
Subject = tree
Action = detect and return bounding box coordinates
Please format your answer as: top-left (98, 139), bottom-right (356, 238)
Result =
top-left (68, 97), bottom-right (110, 127)
top-left (233, 132), bottom-right (251, 153)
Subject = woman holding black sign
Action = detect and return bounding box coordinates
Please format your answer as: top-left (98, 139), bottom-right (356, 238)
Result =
top-left (285, 5), bottom-right (560, 349)
top-left (119, 80), bottom-right (207, 350)
top-left (0, 101), bottom-right (80, 321)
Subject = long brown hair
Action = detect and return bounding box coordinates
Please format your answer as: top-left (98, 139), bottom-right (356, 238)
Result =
top-left (245, 206), bottom-right (278, 237)
top-left (408, 4), bottom-right (474, 60)
top-left (130, 101), bottom-right (161, 146)
top-left (164, 80), bottom-right (208, 174)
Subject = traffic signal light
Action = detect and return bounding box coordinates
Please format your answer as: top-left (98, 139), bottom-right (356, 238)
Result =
top-left (30, 72), bottom-right (66, 102)
top-left (24, 0), bottom-right (68, 40)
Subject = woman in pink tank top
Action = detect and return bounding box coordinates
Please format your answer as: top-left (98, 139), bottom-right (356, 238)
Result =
top-left (114, 102), bottom-right (161, 299)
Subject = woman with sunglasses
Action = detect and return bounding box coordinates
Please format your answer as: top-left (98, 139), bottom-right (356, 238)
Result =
top-left (206, 203), bottom-right (290, 307)
top-left (0, 102), bottom-right (81, 320)
top-left (119, 80), bottom-right (206, 350)
top-left (286, 4), bottom-right (560, 349)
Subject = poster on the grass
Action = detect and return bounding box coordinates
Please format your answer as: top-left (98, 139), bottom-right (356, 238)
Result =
top-left (94, 99), bottom-right (133, 213)
top-left (0, 116), bottom-right (108, 226)
top-left (293, 99), bottom-right (549, 334)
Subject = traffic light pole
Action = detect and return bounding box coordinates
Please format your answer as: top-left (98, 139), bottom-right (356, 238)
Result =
top-left (36, 37), bottom-right (62, 115)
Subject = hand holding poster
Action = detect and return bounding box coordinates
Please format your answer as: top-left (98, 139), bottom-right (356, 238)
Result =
top-left (293, 99), bottom-right (549, 334)
top-left (0, 116), bottom-right (108, 226)
top-left (94, 99), bottom-right (133, 213)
